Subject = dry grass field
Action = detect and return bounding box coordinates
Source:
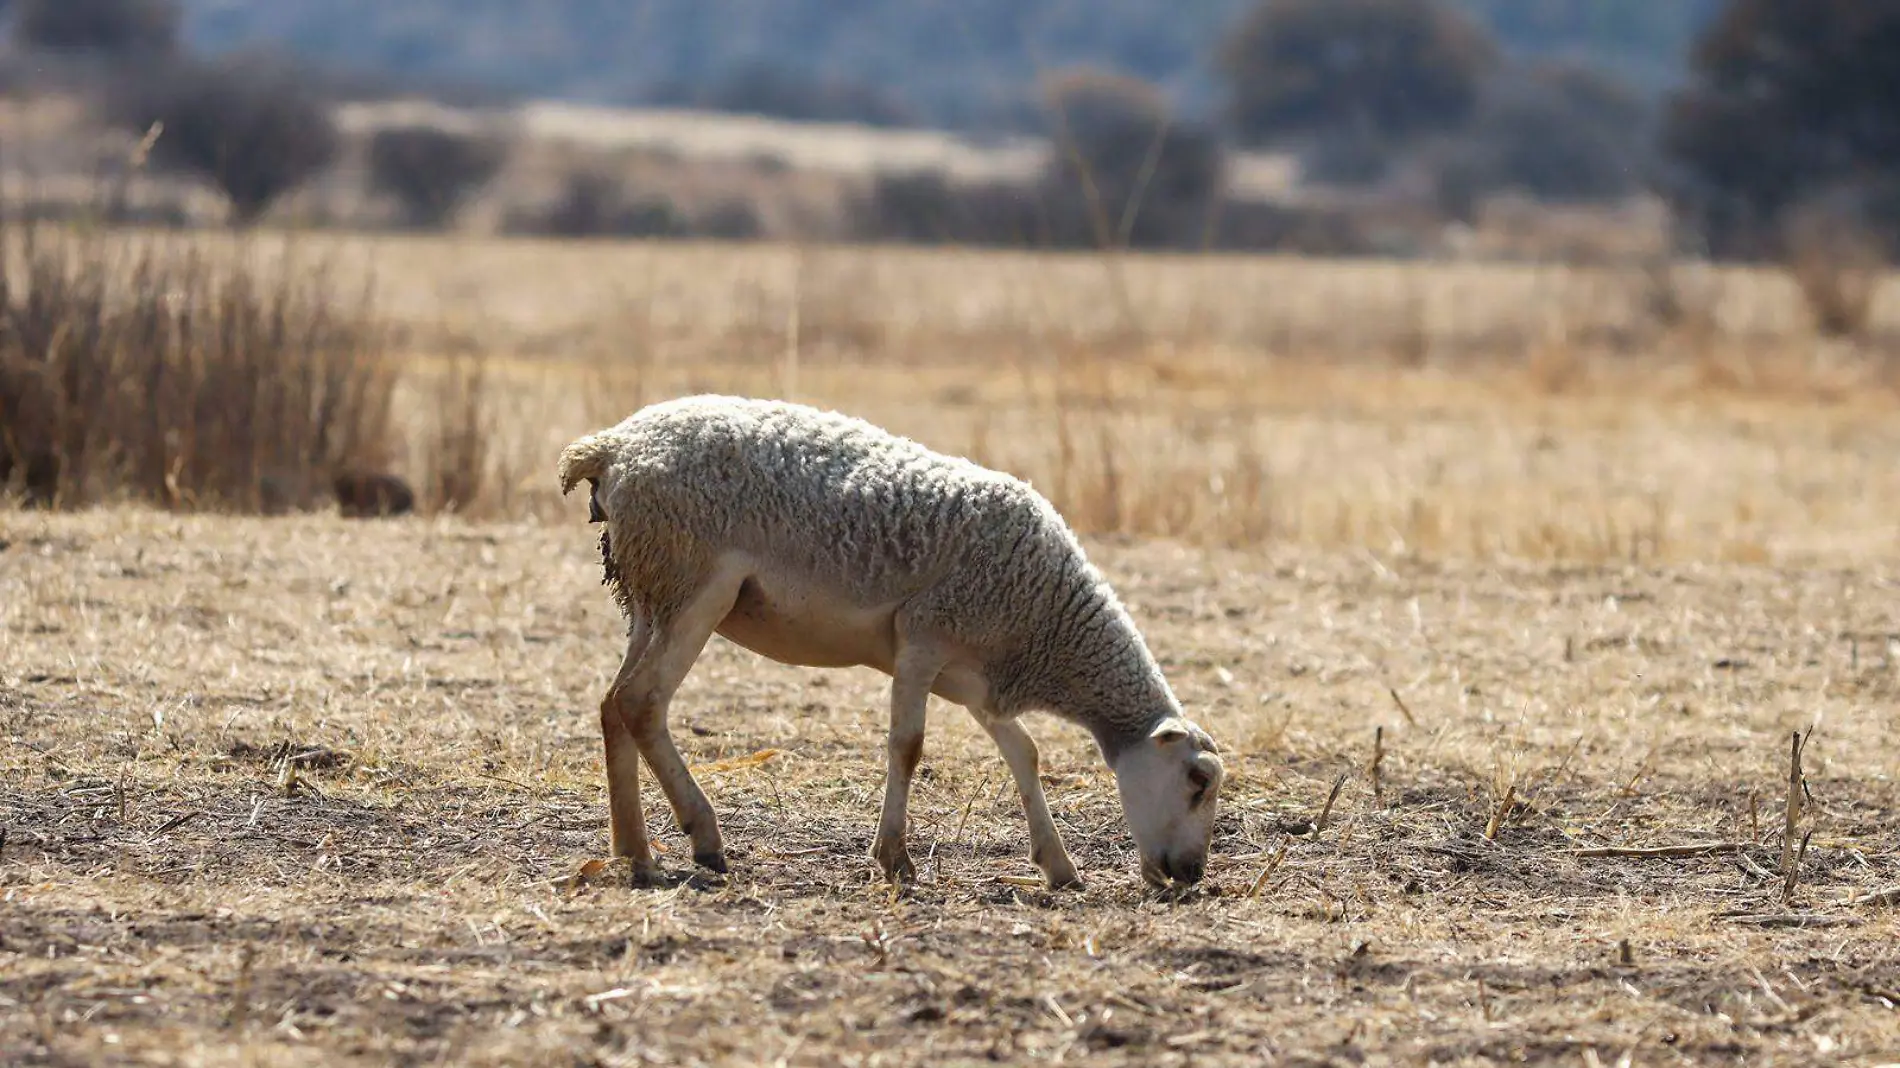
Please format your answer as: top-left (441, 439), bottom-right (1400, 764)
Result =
top-left (5, 232), bottom-right (1900, 1065)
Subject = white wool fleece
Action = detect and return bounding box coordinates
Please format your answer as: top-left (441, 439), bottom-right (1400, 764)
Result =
top-left (557, 393), bottom-right (1185, 759)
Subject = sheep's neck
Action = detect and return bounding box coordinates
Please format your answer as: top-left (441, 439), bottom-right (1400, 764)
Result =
top-left (1032, 587), bottom-right (1182, 763)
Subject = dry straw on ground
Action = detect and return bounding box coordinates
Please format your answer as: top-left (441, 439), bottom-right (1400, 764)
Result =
top-left (2, 510), bottom-right (1896, 1065)
top-left (3, 232), bottom-right (1900, 1065)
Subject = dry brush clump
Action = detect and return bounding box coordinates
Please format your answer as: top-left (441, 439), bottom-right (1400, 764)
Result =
top-left (0, 213), bottom-right (396, 512)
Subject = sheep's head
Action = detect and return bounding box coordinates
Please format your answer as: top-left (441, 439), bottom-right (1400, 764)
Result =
top-left (1111, 717), bottom-right (1223, 888)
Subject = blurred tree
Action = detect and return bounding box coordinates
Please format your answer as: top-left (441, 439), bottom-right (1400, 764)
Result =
top-left (110, 54), bottom-right (340, 225)
top-left (1040, 67), bottom-right (1225, 248)
top-left (1663, 0), bottom-right (1900, 257)
top-left (1431, 61), bottom-right (1652, 217)
top-left (1218, 0), bottom-right (1498, 180)
top-left (368, 125), bottom-right (509, 228)
top-left (12, 0), bottom-right (177, 57)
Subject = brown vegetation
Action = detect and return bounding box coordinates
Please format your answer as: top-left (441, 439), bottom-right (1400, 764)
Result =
top-left (332, 470), bottom-right (416, 518)
top-left (1781, 196), bottom-right (1888, 340)
top-left (0, 216), bottom-right (394, 512)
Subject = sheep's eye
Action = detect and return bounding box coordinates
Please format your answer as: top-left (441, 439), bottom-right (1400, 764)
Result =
top-left (1187, 766), bottom-right (1211, 807)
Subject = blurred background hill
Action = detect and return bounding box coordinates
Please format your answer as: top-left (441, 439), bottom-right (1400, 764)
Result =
top-left (177, 0), bottom-right (1722, 129)
top-left (1, 0), bottom-right (1892, 284)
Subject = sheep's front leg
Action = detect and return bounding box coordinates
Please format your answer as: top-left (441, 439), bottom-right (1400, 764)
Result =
top-left (872, 646), bottom-right (942, 883)
top-left (979, 715), bottom-right (1081, 889)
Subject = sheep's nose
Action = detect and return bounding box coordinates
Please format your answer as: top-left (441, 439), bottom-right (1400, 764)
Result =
top-left (1172, 856), bottom-right (1205, 884)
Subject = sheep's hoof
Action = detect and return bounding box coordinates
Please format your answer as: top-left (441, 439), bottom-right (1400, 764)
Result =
top-left (1045, 869), bottom-right (1084, 891)
top-left (629, 861), bottom-right (667, 889)
top-left (872, 839), bottom-right (915, 884)
top-left (693, 850), bottom-right (729, 875)
top-left (1032, 845), bottom-right (1081, 890)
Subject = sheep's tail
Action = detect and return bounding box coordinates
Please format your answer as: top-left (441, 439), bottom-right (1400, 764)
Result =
top-left (557, 431), bottom-right (616, 496)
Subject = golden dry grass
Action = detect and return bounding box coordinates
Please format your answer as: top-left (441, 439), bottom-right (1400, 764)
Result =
top-left (4, 233), bottom-right (1900, 1065)
top-left (318, 233), bottom-right (1900, 567)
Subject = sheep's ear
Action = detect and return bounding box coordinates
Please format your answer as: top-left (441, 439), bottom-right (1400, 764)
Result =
top-left (587, 479), bottom-right (606, 524)
top-left (1151, 721), bottom-right (1190, 745)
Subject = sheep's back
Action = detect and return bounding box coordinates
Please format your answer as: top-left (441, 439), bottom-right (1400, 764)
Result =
top-left (600, 397), bottom-right (1078, 606)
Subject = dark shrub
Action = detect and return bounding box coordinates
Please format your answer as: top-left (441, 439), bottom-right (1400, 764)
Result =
top-left (1430, 62), bottom-right (1652, 216)
top-left (335, 470), bottom-right (416, 518)
top-left (1039, 67), bottom-right (1226, 249)
top-left (1220, 0), bottom-right (1499, 174)
top-left (694, 199), bottom-right (764, 241)
top-left (851, 172), bottom-right (1033, 246)
top-left (507, 170), bottom-right (691, 239)
top-left (1663, 0), bottom-right (1900, 258)
top-left (848, 171), bottom-right (1369, 256)
top-left (368, 124), bottom-right (509, 229)
top-left (108, 53), bottom-right (341, 224)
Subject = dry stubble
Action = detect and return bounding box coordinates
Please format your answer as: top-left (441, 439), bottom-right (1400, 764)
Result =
top-left (2, 508), bottom-right (1897, 1066)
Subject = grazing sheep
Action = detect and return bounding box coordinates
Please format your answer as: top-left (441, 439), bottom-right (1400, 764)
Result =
top-left (333, 470), bottom-right (415, 518)
top-left (559, 394), bottom-right (1225, 890)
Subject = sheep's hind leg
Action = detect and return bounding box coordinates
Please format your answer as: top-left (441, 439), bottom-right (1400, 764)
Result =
top-left (621, 572), bottom-right (746, 875)
top-left (978, 715), bottom-right (1081, 889)
top-left (872, 643), bottom-right (945, 884)
top-left (602, 617), bottom-right (663, 885)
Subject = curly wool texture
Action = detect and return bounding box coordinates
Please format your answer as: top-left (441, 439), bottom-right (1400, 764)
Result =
top-left (558, 394), bottom-right (1184, 755)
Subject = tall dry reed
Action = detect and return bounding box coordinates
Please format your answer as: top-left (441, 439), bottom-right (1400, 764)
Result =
top-left (0, 212), bottom-right (396, 511)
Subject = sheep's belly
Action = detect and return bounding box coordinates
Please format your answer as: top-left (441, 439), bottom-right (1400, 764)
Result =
top-left (715, 569), bottom-right (900, 671)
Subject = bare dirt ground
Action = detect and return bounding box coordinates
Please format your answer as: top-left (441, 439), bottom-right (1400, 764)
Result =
top-left (3, 507), bottom-right (1897, 1066)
